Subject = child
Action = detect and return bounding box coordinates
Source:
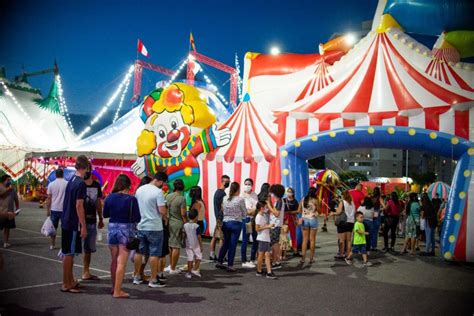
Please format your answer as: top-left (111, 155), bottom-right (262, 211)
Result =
top-left (184, 209), bottom-right (202, 278)
top-left (279, 223), bottom-right (290, 260)
top-left (345, 211), bottom-right (372, 267)
top-left (255, 201), bottom-right (277, 279)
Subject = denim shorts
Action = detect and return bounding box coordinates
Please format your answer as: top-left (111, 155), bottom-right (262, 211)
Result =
top-left (50, 211), bottom-right (62, 229)
top-left (352, 244), bottom-right (367, 254)
top-left (138, 230), bottom-right (164, 257)
top-left (83, 223), bottom-right (97, 253)
top-left (108, 222), bottom-right (134, 246)
top-left (302, 218), bottom-right (319, 230)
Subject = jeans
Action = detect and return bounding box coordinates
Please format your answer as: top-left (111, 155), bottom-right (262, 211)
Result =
top-left (371, 216), bottom-right (381, 249)
top-left (218, 220), bottom-right (242, 267)
top-left (383, 216), bottom-right (399, 249)
top-left (425, 222), bottom-right (436, 254)
top-left (363, 220), bottom-right (373, 251)
top-left (241, 217), bottom-right (258, 262)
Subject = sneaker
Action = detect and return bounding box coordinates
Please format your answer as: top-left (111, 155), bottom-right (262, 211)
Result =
top-left (382, 248), bottom-right (388, 253)
top-left (168, 269), bottom-right (180, 275)
top-left (242, 261), bottom-right (256, 268)
top-left (148, 279), bottom-right (166, 288)
top-left (255, 271), bottom-right (264, 277)
top-left (133, 276), bottom-right (144, 285)
top-left (271, 263), bottom-right (282, 270)
top-left (185, 272), bottom-right (192, 279)
top-left (209, 255), bottom-right (217, 261)
top-left (266, 272), bottom-right (277, 280)
top-left (364, 262), bottom-right (373, 267)
top-left (344, 258), bottom-right (353, 265)
top-left (164, 265), bottom-right (171, 273)
top-left (49, 245), bottom-right (55, 251)
top-left (191, 270), bottom-right (201, 278)
top-left (215, 262), bottom-right (227, 270)
top-left (158, 275), bottom-right (168, 283)
top-left (3, 243), bottom-right (10, 249)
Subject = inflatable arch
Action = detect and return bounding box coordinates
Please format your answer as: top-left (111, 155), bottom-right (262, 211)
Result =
top-left (280, 126), bottom-right (473, 262)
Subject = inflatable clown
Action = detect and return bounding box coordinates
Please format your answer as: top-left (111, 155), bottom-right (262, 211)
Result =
top-left (132, 83), bottom-right (231, 191)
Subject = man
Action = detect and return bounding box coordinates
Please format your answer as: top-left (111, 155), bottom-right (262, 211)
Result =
top-left (240, 178), bottom-right (258, 268)
top-left (45, 168), bottom-right (68, 250)
top-left (209, 175), bottom-right (230, 261)
top-left (135, 171), bottom-right (168, 288)
top-left (349, 183), bottom-right (365, 210)
top-left (61, 155), bottom-right (90, 293)
top-left (82, 170), bottom-right (104, 280)
top-left (0, 175), bottom-right (18, 248)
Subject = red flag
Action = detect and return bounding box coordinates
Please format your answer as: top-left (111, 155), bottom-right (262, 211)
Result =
top-left (137, 39), bottom-right (149, 57)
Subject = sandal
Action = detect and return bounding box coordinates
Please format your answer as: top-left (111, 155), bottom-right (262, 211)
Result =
top-left (82, 275), bottom-right (100, 281)
top-left (60, 287), bottom-right (83, 294)
top-left (299, 260), bottom-right (305, 264)
top-left (309, 259), bottom-right (315, 264)
top-left (113, 292), bottom-right (130, 299)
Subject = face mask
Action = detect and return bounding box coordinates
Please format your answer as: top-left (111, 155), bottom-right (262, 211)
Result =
top-left (287, 192), bottom-right (294, 197)
top-left (84, 171), bottom-right (92, 180)
top-left (223, 182), bottom-right (230, 189)
top-left (244, 185), bottom-right (252, 193)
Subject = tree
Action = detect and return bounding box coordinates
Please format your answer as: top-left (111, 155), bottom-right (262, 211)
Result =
top-left (339, 171), bottom-right (368, 188)
top-left (411, 171), bottom-right (437, 187)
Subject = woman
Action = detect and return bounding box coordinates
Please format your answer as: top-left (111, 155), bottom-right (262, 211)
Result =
top-left (370, 187), bottom-right (385, 251)
top-left (283, 187), bottom-right (300, 256)
top-left (257, 183), bottom-right (270, 202)
top-left (190, 186), bottom-right (206, 248)
top-left (335, 190), bottom-right (355, 263)
top-left (358, 196), bottom-right (374, 253)
top-left (103, 174), bottom-right (141, 298)
top-left (240, 178), bottom-right (258, 268)
top-left (383, 192), bottom-right (401, 252)
top-left (421, 193), bottom-right (437, 256)
top-left (269, 184), bottom-right (286, 269)
top-left (216, 182), bottom-right (247, 272)
top-left (298, 187), bottom-right (320, 264)
top-left (402, 192), bottom-right (419, 255)
top-left (167, 179), bottom-right (187, 274)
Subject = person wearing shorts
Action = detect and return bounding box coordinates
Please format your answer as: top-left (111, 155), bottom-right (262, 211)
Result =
top-left (82, 173), bottom-right (104, 281)
top-left (269, 184), bottom-right (286, 270)
top-left (135, 172), bottom-right (168, 288)
top-left (184, 209), bottom-right (202, 279)
top-left (298, 187), bottom-right (320, 264)
top-left (255, 202), bottom-right (277, 279)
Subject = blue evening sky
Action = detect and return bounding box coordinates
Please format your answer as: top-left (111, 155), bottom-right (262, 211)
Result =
top-left (0, 0), bottom-right (377, 115)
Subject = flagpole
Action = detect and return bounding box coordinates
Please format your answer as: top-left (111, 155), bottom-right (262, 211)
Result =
top-left (136, 39), bottom-right (139, 62)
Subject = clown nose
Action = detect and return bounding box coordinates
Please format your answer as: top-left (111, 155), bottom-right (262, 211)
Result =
top-left (165, 88), bottom-right (183, 105)
top-left (167, 130), bottom-right (180, 143)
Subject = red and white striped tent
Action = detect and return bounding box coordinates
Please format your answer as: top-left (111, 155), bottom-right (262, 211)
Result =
top-left (276, 27), bottom-right (474, 143)
top-left (197, 96), bottom-right (278, 235)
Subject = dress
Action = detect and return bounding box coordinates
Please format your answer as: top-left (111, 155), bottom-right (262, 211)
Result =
top-left (405, 202), bottom-right (420, 239)
top-left (279, 225), bottom-right (290, 251)
top-left (167, 192), bottom-right (187, 248)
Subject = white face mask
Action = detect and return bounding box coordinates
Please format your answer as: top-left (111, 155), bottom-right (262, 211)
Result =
top-left (244, 185), bottom-right (252, 193)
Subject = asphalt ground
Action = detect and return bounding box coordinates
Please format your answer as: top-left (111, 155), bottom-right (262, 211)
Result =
top-left (0, 202), bottom-right (473, 315)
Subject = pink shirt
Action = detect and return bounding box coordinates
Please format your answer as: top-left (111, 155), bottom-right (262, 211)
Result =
top-left (349, 189), bottom-right (365, 210)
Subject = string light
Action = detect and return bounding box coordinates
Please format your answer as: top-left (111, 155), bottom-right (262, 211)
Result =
top-left (112, 74), bottom-right (132, 123)
top-left (0, 80), bottom-right (33, 122)
top-left (165, 59), bottom-right (188, 87)
top-left (77, 64), bottom-right (134, 140)
top-left (235, 53), bottom-right (243, 101)
top-left (56, 75), bottom-right (75, 132)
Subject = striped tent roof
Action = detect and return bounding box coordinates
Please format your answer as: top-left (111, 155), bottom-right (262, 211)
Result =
top-left (206, 94), bottom-right (277, 163)
top-left (277, 28), bottom-right (474, 120)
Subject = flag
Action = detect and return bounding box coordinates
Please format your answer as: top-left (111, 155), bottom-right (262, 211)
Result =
top-left (137, 39), bottom-right (149, 57)
top-left (190, 33), bottom-right (196, 52)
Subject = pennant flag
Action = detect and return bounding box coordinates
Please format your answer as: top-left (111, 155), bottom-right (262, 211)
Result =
top-left (137, 39), bottom-right (149, 57)
top-left (190, 33), bottom-right (197, 52)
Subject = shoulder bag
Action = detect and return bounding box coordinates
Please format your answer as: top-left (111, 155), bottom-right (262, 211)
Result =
top-left (126, 198), bottom-right (140, 251)
top-left (335, 202), bottom-right (347, 226)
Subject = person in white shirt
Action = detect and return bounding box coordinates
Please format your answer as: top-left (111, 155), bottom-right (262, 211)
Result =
top-left (240, 178), bottom-right (258, 268)
top-left (255, 201), bottom-right (277, 279)
top-left (184, 209), bottom-right (202, 279)
top-left (45, 168), bottom-right (68, 250)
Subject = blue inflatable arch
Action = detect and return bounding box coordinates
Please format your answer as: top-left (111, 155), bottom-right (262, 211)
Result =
top-left (280, 126), bottom-right (473, 261)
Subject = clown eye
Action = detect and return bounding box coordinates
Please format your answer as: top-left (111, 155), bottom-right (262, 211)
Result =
top-left (171, 121), bottom-right (177, 129)
top-left (159, 130), bottom-right (165, 138)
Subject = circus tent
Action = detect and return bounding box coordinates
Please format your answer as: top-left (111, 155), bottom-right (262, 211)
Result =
top-left (197, 94), bottom-right (278, 234)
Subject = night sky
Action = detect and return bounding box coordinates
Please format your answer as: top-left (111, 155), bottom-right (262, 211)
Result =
top-left (0, 0), bottom-right (377, 115)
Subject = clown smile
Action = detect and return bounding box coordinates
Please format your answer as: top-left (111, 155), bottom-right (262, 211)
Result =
top-left (166, 140), bottom-right (179, 151)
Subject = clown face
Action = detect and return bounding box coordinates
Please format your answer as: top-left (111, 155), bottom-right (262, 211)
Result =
top-left (149, 110), bottom-right (191, 158)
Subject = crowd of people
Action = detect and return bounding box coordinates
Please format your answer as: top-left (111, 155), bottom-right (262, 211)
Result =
top-left (0, 155), bottom-right (448, 297)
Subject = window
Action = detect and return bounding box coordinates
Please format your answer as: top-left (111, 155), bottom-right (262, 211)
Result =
top-left (393, 153), bottom-right (397, 158)
top-left (393, 163), bottom-right (397, 167)
top-left (392, 172), bottom-right (397, 176)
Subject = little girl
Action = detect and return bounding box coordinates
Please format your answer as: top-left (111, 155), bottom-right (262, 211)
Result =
top-left (279, 223), bottom-right (290, 260)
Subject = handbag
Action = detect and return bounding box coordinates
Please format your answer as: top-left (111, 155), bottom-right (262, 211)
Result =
top-left (126, 199), bottom-right (140, 251)
top-left (335, 202), bottom-right (347, 226)
top-left (245, 221), bottom-right (253, 234)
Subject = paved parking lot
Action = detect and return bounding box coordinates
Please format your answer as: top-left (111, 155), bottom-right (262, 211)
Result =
top-left (0, 202), bottom-right (473, 315)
